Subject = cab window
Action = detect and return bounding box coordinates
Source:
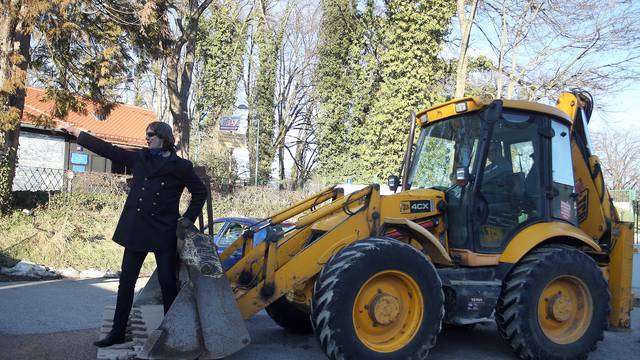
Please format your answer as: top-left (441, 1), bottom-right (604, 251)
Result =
top-left (550, 121), bottom-right (576, 223)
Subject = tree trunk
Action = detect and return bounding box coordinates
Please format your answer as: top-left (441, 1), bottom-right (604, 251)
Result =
top-left (166, 52), bottom-right (191, 157)
top-left (165, 17), bottom-right (199, 158)
top-left (454, 0), bottom-right (479, 98)
top-left (278, 143), bottom-right (284, 189)
top-left (0, 3), bottom-right (30, 213)
top-left (290, 127), bottom-right (307, 190)
top-left (496, 0), bottom-right (507, 98)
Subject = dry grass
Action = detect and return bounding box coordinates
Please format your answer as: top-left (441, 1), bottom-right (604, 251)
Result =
top-left (0, 187), bottom-right (309, 273)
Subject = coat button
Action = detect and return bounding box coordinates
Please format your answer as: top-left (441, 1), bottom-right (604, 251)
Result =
top-left (144, 177), bottom-right (148, 181)
top-left (151, 213), bottom-right (155, 216)
top-left (141, 187), bottom-right (145, 191)
top-left (138, 198), bottom-right (142, 201)
top-left (161, 182), bottom-right (165, 186)
top-left (136, 208), bottom-right (140, 212)
top-left (153, 202), bottom-right (157, 206)
top-left (156, 192), bottom-right (160, 196)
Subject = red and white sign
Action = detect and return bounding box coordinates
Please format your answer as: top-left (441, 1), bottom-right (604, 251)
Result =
top-left (220, 116), bottom-right (241, 132)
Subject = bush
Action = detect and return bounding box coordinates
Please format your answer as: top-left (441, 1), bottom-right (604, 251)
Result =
top-left (210, 186), bottom-right (310, 219)
top-left (0, 192), bottom-right (157, 274)
top-left (0, 186), bottom-right (311, 273)
top-left (192, 131), bottom-right (239, 193)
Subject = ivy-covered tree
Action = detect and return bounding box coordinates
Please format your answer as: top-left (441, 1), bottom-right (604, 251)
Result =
top-left (360, 0), bottom-right (455, 181)
top-left (315, 0), bottom-right (363, 185)
top-left (196, 0), bottom-right (247, 126)
top-left (246, 0), bottom-right (288, 185)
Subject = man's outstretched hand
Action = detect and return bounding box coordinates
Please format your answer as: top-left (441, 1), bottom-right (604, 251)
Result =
top-left (58, 121), bottom-right (81, 137)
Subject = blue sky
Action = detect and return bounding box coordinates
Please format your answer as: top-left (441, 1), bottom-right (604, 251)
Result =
top-left (589, 86), bottom-right (640, 132)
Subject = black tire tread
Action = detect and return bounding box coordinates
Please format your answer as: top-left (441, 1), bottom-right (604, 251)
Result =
top-left (495, 245), bottom-right (610, 360)
top-left (311, 238), bottom-right (444, 360)
top-left (266, 295), bottom-right (313, 334)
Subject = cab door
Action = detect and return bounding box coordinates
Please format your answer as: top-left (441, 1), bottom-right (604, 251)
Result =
top-left (473, 112), bottom-right (546, 253)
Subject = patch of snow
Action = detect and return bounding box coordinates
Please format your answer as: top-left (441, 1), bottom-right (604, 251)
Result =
top-left (0, 260), bottom-right (58, 278)
top-left (0, 261), bottom-right (118, 279)
top-left (79, 268), bottom-right (106, 278)
top-left (57, 267), bottom-right (80, 278)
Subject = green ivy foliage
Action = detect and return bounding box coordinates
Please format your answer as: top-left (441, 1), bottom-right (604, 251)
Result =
top-left (247, 5), bottom-right (282, 185)
top-left (315, 0), bottom-right (365, 185)
top-left (360, 0), bottom-right (455, 182)
top-left (316, 0), bottom-right (455, 184)
top-left (196, 1), bottom-right (247, 126)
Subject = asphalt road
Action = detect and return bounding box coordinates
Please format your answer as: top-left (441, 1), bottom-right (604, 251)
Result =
top-left (0, 278), bottom-right (638, 360)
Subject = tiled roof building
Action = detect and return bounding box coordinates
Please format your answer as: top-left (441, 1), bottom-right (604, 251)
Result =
top-left (22, 87), bottom-right (156, 148)
top-left (15, 87), bottom-right (159, 191)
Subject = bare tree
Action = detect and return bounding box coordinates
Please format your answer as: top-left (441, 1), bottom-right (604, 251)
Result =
top-left (455, 0), bottom-right (480, 98)
top-left (592, 129), bottom-right (640, 191)
top-left (474, 0), bottom-right (640, 101)
top-left (273, 0), bottom-right (319, 189)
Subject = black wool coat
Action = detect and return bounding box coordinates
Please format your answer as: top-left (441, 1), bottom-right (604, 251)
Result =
top-left (77, 132), bottom-right (207, 253)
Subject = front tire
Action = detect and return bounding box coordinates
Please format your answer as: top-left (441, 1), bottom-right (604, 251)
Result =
top-left (496, 245), bottom-right (610, 360)
top-left (311, 238), bottom-right (444, 360)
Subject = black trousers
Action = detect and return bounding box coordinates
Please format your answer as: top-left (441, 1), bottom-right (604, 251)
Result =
top-left (112, 248), bottom-right (178, 334)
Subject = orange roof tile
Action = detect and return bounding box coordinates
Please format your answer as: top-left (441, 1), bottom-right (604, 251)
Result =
top-left (21, 87), bottom-right (158, 148)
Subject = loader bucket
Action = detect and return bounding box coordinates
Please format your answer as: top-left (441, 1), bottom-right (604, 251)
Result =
top-left (97, 221), bottom-right (250, 360)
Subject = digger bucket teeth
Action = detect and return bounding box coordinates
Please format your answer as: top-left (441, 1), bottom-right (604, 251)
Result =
top-left (97, 222), bottom-right (250, 360)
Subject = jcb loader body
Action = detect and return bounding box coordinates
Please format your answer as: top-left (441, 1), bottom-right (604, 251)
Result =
top-left (99, 90), bottom-right (633, 360)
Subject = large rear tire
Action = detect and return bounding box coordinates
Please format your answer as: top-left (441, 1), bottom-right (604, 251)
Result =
top-left (496, 245), bottom-right (610, 360)
top-left (266, 295), bottom-right (313, 334)
top-left (311, 238), bottom-right (444, 360)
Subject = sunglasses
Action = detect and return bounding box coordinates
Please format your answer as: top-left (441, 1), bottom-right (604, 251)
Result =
top-left (146, 131), bottom-right (157, 138)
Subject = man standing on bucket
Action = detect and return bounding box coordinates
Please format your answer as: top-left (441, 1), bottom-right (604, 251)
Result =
top-left (59, 120), bottom-right (207, 347)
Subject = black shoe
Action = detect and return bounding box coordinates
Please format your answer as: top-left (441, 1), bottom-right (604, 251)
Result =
top-left (93, 331), bottom-right (126, 347)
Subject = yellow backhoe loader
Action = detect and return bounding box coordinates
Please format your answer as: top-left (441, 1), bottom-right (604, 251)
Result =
top-left (98, 89), bottom-right (633, 360)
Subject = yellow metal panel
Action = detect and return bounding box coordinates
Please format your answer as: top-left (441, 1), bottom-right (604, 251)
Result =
top-left (499, 222), bottom-right (601, 264)
top-left (572, 144), bottom-right (607, 241)
top-left (450, 249), bottom-right (500, 266)
top-left (415, 96), bottom-right (571, 126)
top-left (311, 212), bottom-right (349, 232)
top-left (416, 96), bottom-right (490, 125)
top-left (556, 92), bottom-right (579, 123)
top-left (378, 189), bottom-right (444, 220)
top-left (607, 221), bottom-right (634, 329)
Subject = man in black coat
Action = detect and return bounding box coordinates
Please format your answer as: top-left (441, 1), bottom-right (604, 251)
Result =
top-left (59, 120), bottom-right (207, 347)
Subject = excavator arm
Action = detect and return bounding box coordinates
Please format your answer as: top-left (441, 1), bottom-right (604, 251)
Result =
top-left (557, 90), bottom-right (634, 329)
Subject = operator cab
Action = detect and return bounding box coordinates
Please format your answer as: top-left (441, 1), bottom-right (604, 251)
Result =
top-left (406, 98), bottom-right (576, 255)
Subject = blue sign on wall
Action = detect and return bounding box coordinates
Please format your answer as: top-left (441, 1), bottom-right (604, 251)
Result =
top-left (71, 152), bottom-right (89, 165)
top-left (71, 164), bottom-right (86, 173)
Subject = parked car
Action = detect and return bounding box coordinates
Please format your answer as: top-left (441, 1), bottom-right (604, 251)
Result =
top-left (204, 217), bottom-right (293, 268)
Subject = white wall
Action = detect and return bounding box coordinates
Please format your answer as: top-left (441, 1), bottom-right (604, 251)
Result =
top-left (13, 131), bottom-right (66, 191)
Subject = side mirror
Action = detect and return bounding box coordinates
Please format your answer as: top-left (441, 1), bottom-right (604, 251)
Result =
top-left (455, 167), bottom-right (469, 187)
top-left (388, 175), bottom-right (400, 192)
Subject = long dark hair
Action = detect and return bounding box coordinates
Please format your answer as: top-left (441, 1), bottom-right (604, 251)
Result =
top-left (146, 121), bottom-right (176, 152)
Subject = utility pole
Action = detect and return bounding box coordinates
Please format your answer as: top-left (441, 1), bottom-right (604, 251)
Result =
top-left (255, 114), bottom-right (260, 186)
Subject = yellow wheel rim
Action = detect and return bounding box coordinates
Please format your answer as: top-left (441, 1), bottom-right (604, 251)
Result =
top-left (537, 275), bottom-right (593, 344)
top-left (352, 270), bottom-right (424, 353)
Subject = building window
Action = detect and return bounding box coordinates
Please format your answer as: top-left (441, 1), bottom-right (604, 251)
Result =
top-left (92, 112), bottom-right (106, 121)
